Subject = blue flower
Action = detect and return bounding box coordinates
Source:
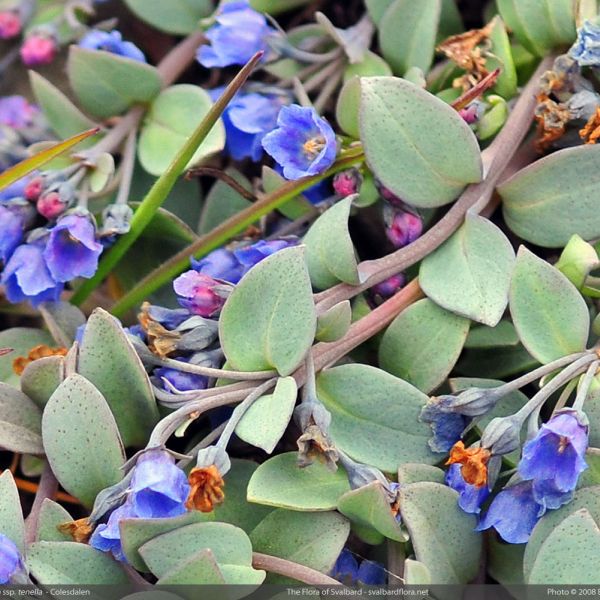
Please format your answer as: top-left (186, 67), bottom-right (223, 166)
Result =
top-left (89, 501), bottom-right (136, 563)
top-left (145, 304), bottom-right (192, 330)
top-left (445, 464), bottom-right (490, 514)
top-left (1, 242), bottom-right (63, 306)
top-left (79, 30), bottom-right (146, 62)
top-left (0, 205), bottom-right (24, 262)
top-left (129, 450), bottom-right (191, 518)
top-left (154, 359), bottom-right (208, 393)
top-left (0, 95), bottom-right (37, 129)
top-left (233, 239), bottom-right (297, 269)
top-left (0, 533), bottom-right (22, 584)
top-left (191, 247), bottom-right (245, 283)
top-left (43, 214), bottom-right (103, 282)
top-left (197, 1), bottom-right (274, 68)
top-left (419, 400), bottom-right (470, 453)
top-left (518, 410), bottom-right (588, 506)
top-left (569, 20), bottom-right (600, 66)
top-left (210, 88), bottom-right (283, 161)
top-left (0, 176), bottom-right (30, 201)
top-left (476, 480), bottom-right (544, 544)
top-left (331, 549), bottom-right (386, 586)
top-left (262, 105), bottom-right (337, 180)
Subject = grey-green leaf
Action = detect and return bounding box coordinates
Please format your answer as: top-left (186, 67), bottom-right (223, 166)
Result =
top-left (157, 549), bottom-right (226, 585)
top-left (124, 0), bottom-right (213, 34)
top-left (0, 328), bottom-right (54, 385)
top-left (509, 247), bottom-right (589, 364)
top-left (317, 364), bottom-right (437, 471)
top-left (219, 247), bottom-right (317, 376)
top-left (360, 77), bottom-right (482, 208)
top-left (316, 300), bottom-right (352, 342)
top-left (78, 308), bottom-right (159, 447)
top-left (36, 499), bottom-right (73, 542)
top-left (0, 383), bottom-right (43, 454)
top-left (21, 356), bottom-right (64, 409)
top-left (399, 482), bottom-right (481, 583)
top-left (39, 301), bottom-right (86, 346)
top-left (42, 374), bottom-right (125, 508)
top-left (379, 0), bottom-right (441, 75)
top-left (303, 196), bottom-right (359, 289)
top-left (500, 145), bottom-right (600, 248)
top-left (26, 541), bottom-right (130, 584)
top-left (235, 377), bottom-right (297, 453)
top-left (420, 214), bottom-right (515, 326)
top-left (379, 298), bottom-right (470, 393)
top-left (0, 471), bottom-right (25, 552)
top-left (247, 452), bottom-right (350, 511)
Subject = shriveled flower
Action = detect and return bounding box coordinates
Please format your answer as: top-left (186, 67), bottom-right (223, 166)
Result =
top-left (173, 271), bottom-right (231, 317)
top-left (331, 548), bottom-right (386, 586)
top-left (197, 1), bottom-right (274, 68)
top-left (20, 34), bottom-right (57, 66)
top-left (446, 441), bottom-right (490, 488)
top-left (476, 480), bottom-right (545, 544)
top-left (43, 214), bottom-right (103, 282)
top-left (12, 344), bottom-right (68, 375)
top-left (0, 11), bottom-right (21, 39)
top-left (186, 465), bottom-right (225, 512)
top-left (518, 410), bottom-right (588, 502)
top-left (2, 242), bottom-right (63, 306)
top-left (129, 449), bottom-right (190, 518)
top-left (419, 399), bottom-right (470, 453)
top-left (569, 20), bottom-right (600, 67)
top-left (58, 518), bottom-right (93, 544)
top-left (79, 29), bottom-right (146, 62)
top-left (0, 533), bottom-right (22, 584)
top-left (0, 205), bottom-right (24, 262)
top-left (262, 105), bottom-right (337, 180)
top-left (445, 463), bottom-right (490, 514)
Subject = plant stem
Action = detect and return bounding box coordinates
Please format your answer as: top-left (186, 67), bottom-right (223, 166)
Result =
top-left (108, 146), bottom-right (365, 317)
top-left (313, 55), bottom-right (554, 312)
top-left (71, 52), bottom-right (264, 307)
top-left (252, 553), bottom-right (342, 585)
top-left (572, 360), bottom-right (599, 412)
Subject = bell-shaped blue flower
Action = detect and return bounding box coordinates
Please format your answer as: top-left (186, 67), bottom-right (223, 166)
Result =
top-left (419, 401), bottom-right (470, 453)
top-left (43, 214), bottom-right (103, 282)
top-left (197, 1), bottom-right (274, 68)
top-left (518, 410), bottom-right (588, 500)
top-left (233, 239), bottom-right (297, 271)
top-left (331, 548), bottom-right (386, 585)
top-left (0, 533), bottom-right (22, 584)
top-left (154, 359), bottom-right (208, 393)
top-left (79, 29), bottom-right (146, 62)
top-left (445, 463), bottom-right (490, 514)
top-left (262, 105), bottom-right (337, 180)
top-left (0, 205), bottom-right (24, 262)
top-left (569, 20), bottom-right (600, 66)
top-left (1, 242), bottom-right (63, 306)
top-left (89, 501), bottom-right (136, 563)
top-left (476, 480), bottom-right (545, 544)
top-left (129, 449), bottom-right (190, 519)
top-left (191, 247), bottom-right (245, 283)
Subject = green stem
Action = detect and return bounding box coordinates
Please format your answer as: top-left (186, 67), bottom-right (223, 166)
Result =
top-left (70, 52), bottom-right (264, 307)
top-left (108, 146), bottom-right (365, 317)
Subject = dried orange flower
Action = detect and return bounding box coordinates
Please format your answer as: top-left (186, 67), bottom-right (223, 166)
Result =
top-left (12, 344), bottom-right (68, 375)
top-left (186, 465), bottom-right (225, 512)
top-left (446, 441), bottom-right (491, 488)
top-left (580, 106), bottom-right (600, 144)
top-left (138, 302), bottom-right (181, 358)
top-left (58, 518), bottom-right (93, 543)
top-left (534, 93), bottom-right (572, 152)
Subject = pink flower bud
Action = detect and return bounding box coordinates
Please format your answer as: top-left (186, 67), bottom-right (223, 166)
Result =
top-left (386, 209), bottom-right (423, 248)
top-left (37, 192), bottom-right (67, 220)
top-left (0, 11), bottom-right (21, 39)
top-left (24, 177), bottom-right (44, 202)
top-left (459, 104), bottom-right (479, 124)
top-left (20, 35), bottom-right (57, 67)
top-left (173, 271), bottom-right (230, 317)
top-left (333, 169), bottom-right (362, 197)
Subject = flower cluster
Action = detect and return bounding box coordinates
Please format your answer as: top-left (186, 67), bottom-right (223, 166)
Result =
top-left (90, 449), bottom-right (190, 562)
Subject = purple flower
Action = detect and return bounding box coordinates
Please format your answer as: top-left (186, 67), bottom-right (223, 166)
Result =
top-left (173, 271), bottom-right (229, 317)
top-left (197, 1), bottom-right (274, 68)
top-left (262, 105), bottom-right (337, 180)
top-left (419, 400), bottom-right (470, 453)
top-left (154, 359), bottom-right (208, 393)
top-left (79, 30), bottom-right (146, 62)
top-left (89, 502), bottom-right (136, 563)
top-left (210, 88), bottom-right (282, 161)
top-left (2, 242), bottom-right (63, 306)
top-left (446, 463), bottom-right (490, 514)
top-left (0, 95), bottom-right (38, 129)
top-left (0, 205), bottom-right (24, 262)
top-left (518, 411), bottom-right (588, 503)
top-left (333, 169), bottom-right (362, 197)
top-left (371, 273), bottom-right (405, 299)
top-left (129, 450), bottom-right (190, 519)
top-left (476, 480), bottom-right (544, 544)
top-left (20, 34), bottom-right (57, 66)
top-left (191, 247), bottom-right (245, 284)
top-left (569, 20), bottom-right (600, 67)
top-left (43, 214), bottom-right (103, 282)
top-left (0, 533), bottom-right (22, 584)
top-left (233, 239), bottom-right (297, 270)
top-left (331, 549), bottom-right (386, 586)
top-left (385, 209), bottom-right (423, 248)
